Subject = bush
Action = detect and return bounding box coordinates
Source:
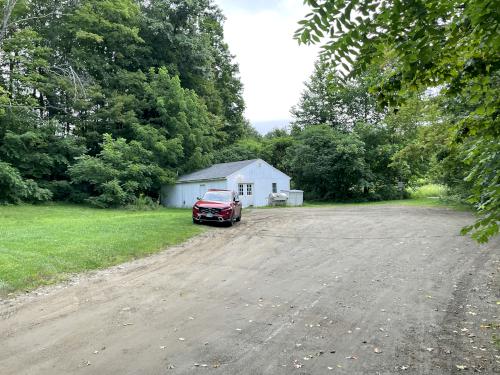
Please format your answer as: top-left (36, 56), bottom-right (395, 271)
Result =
top-left (0, 162), bottom-right (28, 203)
top-left (87, 179), bottom-right (133, 208)
top-left (24, 180), bottom-right (53, 203)
top-left (69, 134), bottom-right (177, 208)
top-left (0, 162), bottom-right (52, 204)
top-left (368, 183), bottom-right (409, 201)
top-left (126, 194), bottom-right (160, 211)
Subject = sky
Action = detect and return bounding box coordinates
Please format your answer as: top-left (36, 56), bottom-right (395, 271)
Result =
top-left (215, 0), bottom-right (320, 132)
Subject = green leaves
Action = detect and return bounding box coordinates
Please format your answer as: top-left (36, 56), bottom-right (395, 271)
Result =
top-left (285, 125), bottom-right (369, 200)
top-left (0, 162), bottom-right (52, 204)
top-left (0, 0), bottom-right (247, 206)
top-left (75, 30), bottom-right (104, 43)
top-left (295, 0), bottom-right (500, 242)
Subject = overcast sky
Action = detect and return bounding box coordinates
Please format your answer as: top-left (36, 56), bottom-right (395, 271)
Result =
top-left (215, 0), bottom-right (320, 127)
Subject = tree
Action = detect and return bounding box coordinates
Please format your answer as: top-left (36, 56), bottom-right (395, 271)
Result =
top-left (212, 138), bottom-right (263, 164)
top-left (285, 125), bottom-right (369, 200)
top-left (295, 0), bottom-right (499, 242)
top-left (69, 134), bottom-right (177, 207)
top-left (260, 130), bottom-right (295, 176)
top-left (292, 58), bottom-right (383, 130)
top-left (139, 0), bottom-right (246, 143)
top-left (0, 0), bottom-right (251, 206)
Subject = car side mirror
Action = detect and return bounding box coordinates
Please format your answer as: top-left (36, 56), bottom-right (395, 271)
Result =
top-left (196, 197), bottom-right (201, 200)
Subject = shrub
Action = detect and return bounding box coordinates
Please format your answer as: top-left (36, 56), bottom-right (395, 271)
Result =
top-left (0, 162), bottom-right (52, 204)
top-left (126, 194), bottom-right (160, 211)
top-left (87, 179), bottom-right (133, 208)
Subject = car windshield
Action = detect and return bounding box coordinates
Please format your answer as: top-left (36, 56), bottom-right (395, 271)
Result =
top-left (202, 191), bottom-right (232, 203)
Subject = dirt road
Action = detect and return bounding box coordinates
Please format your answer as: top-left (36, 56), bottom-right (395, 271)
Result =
top-left (1, 206), bottom-right (499, 374)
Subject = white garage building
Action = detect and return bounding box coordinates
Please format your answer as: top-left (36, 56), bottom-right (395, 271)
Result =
top-left (161, 159), bottom-right (293, 208)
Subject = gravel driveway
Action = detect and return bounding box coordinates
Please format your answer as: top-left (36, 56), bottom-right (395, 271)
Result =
top-left (1, 206), bottom-right (498, 374)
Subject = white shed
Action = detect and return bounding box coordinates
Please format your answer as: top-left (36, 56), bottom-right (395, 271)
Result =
top-left (161, 159), bottom-right (291, 208)
top-left (281, 189), bottom-right (304, 206)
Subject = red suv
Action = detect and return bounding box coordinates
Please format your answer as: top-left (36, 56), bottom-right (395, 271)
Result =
top-left (193, 189), bottom-right (242, 226)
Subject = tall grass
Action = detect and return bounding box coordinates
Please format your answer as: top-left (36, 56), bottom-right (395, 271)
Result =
top-left (409, 184), bottom-right (448, 199)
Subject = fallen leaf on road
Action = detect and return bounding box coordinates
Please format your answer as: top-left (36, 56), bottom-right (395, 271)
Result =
top-left (178, 338), bottom-right (185, 341)
top-left (374, 348), bottom-right (382, 354)
top-left (160, 346), bottom-right (166, 350)
top-left (456, 365), bottom-right (468, 370)
top-left (293, 360), bottom-right (303, 368)
top-left (345, 356), bottom-right (358, 360)
top-left (426, 348), bottom-right (434, 352)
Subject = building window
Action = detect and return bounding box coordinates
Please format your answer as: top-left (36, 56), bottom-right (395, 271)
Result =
top-left (246, 184), bottom-right (253, 196)
top-left (238, 184), bottom-right (244, 196)
top-left (272, 183), bottom-right (277, 193)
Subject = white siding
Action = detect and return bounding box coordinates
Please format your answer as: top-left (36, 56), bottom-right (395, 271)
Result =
top-left (161, 159), bottom-right (292, 208)
top-left (281, 190), bottom-right (304, 206)
top-left (161, 179), bottom-right (227, 208)
top-left (226, 160), bottom-right (291, 207)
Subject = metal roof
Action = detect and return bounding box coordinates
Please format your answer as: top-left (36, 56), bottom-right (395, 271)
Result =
top-left (177, 159), bottom-right (258, 183)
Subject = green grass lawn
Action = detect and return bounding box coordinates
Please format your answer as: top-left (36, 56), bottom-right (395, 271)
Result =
top-left (0, 204), bottom-right (204, 295)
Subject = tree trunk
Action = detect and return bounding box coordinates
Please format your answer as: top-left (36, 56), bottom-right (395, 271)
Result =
top-left (0, 0), bottom-right (17, 48)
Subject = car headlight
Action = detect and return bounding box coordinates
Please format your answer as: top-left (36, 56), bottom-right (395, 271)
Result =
top-left (193, 205), bottom-right (199, 209)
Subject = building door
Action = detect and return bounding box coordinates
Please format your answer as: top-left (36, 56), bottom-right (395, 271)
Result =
top-left (238, 183), bottom-right (254, 207)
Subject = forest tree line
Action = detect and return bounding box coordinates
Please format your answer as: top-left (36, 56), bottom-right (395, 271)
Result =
top-left (0, 0), bottom-right (251, 207)
top-left (214, 60), bottom-right (465, 204)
